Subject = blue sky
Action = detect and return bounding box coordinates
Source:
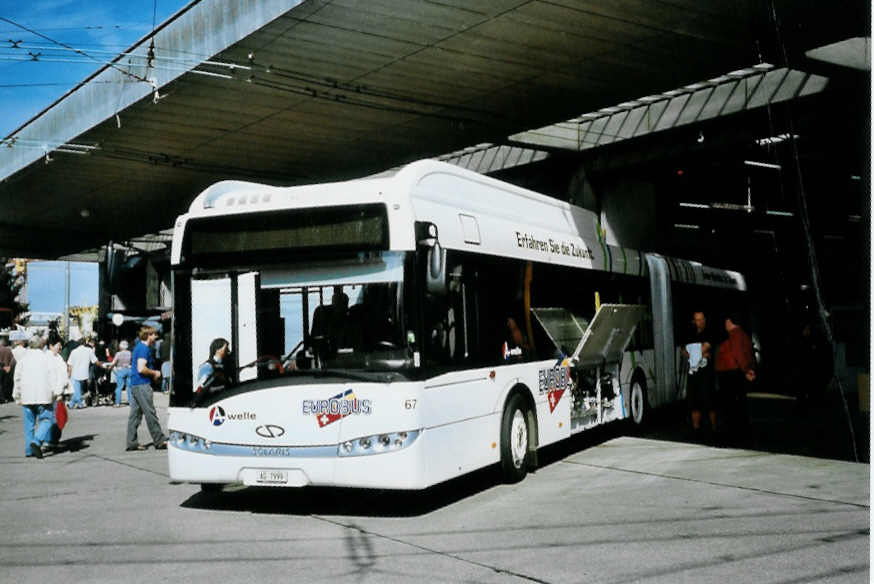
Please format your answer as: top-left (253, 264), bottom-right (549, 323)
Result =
top-left (0, 0), bottom-right (189, 138)
top-left (27, 261), bottom-right (98, 313)
top-left (2, 2), bottom-right (189, 311)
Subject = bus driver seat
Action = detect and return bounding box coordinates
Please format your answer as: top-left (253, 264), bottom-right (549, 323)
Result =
top-left (310, 287), bottom-right (349, 359)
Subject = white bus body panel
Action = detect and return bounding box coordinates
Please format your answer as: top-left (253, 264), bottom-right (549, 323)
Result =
top-left (169, 160), bottom-right (750, 489)
top-left (168, 361), bottom-right (577, 490)
top-left (168, 381), bottom-right (426, 489)
top-left (420, 361), bottom-right (572, 485)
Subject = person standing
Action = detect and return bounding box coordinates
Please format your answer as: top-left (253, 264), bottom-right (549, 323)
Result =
top-left (10, 331), bottom-right (27, 363)
top-left (126, 326), bottom-right (167, 451)
top-left (67, 337), bottom-right (99, 409)
top-left (715, 312), bottom-right (756, 435)
top-left (682, 310), bottom-right (717, 438)
top-left (0, 337), bottom-right (14, 403)
top-left (46, 337), bottom-right (70, 448)
top-left (158, 333), bottom-right (171, 393)
top-left (110, 340), bottom-right (132, 407)
top-left (13, 336), bottom-right (63, 459)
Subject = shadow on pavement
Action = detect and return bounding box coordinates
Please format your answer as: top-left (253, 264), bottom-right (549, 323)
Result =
top-left (181, 464), bottom-right (508, 517)
top-left (50, 433), bottom-right (97, 455)
top-left (638, 390), bottom-right (869, 463)
top-left (179, 389), bottom-right (867, 515)
top-left (180, 426), bottom-right (625, 517)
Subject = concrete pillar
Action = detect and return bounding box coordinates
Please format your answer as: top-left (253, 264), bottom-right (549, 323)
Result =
top-left (600, 178), bottom-right (658, 250)
top-left (568, 164), bottom-right (658, 250)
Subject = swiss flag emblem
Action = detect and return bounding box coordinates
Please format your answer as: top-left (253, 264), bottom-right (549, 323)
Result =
top-left (317, 411), bottom-right (343, 428)
top-left (548, 389), bottom-right (564, 413)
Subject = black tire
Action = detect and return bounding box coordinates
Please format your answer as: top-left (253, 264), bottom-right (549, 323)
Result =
top-left (628, 372), bottom-right (648, 428)
top-left (200, 483), bottom-right (224, 494)
top-left (500, 393), bottom-right (531, 483)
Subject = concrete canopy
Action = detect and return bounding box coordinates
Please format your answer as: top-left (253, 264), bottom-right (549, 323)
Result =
top-left (0, 0), bottom-right (865, 258)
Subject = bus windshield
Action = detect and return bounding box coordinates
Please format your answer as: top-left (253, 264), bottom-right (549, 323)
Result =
top-left (173, 251), bottom-right (414, 405)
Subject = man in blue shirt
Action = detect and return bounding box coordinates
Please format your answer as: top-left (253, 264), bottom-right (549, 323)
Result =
top-left (125, 326), bottom-right (167, 451)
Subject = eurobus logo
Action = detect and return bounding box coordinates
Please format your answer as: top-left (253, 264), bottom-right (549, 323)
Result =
top-left (209, 406), bottom-right (226, 426)
top-left (303, 389), bottom-right (372, 428)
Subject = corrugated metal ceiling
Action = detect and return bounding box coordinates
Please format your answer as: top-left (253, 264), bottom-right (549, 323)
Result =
top-left (0, 0), bottom-right (864, 257)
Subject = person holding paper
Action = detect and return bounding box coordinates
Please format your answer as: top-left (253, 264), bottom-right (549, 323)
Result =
top-left (682, 310), bottom-right (716, 438)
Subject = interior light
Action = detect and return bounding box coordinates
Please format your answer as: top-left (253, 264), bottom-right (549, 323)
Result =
top-left (744, 160), bottom-right (782, 170)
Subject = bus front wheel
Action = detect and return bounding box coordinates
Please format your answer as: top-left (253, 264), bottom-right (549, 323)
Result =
top-left (500, 393), bottom-right (531, 483)
top-left (200, 483), bottom-right (225, 494)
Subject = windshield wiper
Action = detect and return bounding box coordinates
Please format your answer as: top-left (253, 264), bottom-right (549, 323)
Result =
top-left (302, 368), bottom-right (401, 383)
top-left (310, 369), bottom-right (384, 382)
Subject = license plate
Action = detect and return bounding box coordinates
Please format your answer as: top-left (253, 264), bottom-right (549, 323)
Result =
top-left (241, 467), bottom-right (308, 487)
top-left (256, 470), bottom-right (289, 485)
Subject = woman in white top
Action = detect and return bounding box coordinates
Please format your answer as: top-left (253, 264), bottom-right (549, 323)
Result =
top-left (110, 340), bottom-right (133, 407)
top-left (13, 336), bottom-right (63, 458)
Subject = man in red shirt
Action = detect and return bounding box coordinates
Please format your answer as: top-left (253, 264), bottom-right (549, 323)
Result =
top-left (715, 312), bottom-right (756, 435)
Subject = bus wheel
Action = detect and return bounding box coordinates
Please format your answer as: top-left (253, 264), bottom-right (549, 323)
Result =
top-left (200, 483), bottom-right (224, 494)
top-left (500, 393), bottom-right (530, 483)
top-left (629, 373), bottom-right (648, 428)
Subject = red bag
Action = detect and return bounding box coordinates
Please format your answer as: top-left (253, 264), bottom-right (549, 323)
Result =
top-left (55, 400), bottom-right (68, 430)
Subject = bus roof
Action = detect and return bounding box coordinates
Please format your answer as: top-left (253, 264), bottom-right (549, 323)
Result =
top-left (175, 160), bottom-right (745, 291)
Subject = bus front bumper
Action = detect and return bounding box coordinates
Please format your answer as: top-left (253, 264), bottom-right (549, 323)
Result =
top-left (166, 430), bottom-right (427, 490)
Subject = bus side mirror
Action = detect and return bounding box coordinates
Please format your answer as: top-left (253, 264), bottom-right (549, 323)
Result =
top-left (426, 242), bottom-right (447, 296)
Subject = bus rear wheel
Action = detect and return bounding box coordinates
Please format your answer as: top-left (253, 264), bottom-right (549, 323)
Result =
top-left (629, 374), bottom-right (648, 428)
top-left (500, 393), bottom-right (531, 483)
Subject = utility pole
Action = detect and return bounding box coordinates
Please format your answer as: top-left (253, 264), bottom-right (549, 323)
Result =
top-left (64, 261), bottom-right (71, 342)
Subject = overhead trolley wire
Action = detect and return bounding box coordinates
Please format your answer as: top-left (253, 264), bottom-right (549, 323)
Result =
top-left (0, 24), bottom-right (147, 34)
top-left (0, 42), bottom-right (250, 69)
top-left (259, 62), bottom-right (507, 122)
top-left (0, 16), bottom-right (152, 84)
top-left (247, 75), bottom-right (498, 127)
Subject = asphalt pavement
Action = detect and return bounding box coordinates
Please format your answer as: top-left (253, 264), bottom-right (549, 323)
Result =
top-left (0, 390), bottom-right (868, 584)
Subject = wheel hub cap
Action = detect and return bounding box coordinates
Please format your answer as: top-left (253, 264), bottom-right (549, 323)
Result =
top-left (510, 410), bottom-right (527, 468)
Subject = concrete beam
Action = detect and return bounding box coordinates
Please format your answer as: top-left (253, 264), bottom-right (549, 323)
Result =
top-left (0, 0), bottom-right (304, 182)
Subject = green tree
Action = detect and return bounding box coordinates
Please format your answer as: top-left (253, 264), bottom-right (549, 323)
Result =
top-left (0, 258), bottom-right (29, 327)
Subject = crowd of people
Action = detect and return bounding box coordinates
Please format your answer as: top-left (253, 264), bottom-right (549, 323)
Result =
top-left (0, 325), bottom-right (170, 459)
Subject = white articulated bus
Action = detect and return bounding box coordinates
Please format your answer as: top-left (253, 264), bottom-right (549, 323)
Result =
top-left (167, 159), bottom-right (747, 491)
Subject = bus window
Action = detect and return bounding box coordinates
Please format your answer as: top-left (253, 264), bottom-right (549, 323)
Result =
top-left (190, 276), bottom-right (232, 387)
top-left (424, 264), bottom-right (466, 367)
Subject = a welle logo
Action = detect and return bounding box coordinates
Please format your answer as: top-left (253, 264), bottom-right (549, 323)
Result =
top-left (208, 406), bottom-right (256, 426)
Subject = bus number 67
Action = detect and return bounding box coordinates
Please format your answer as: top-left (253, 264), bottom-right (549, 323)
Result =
top-left (404, 399), bottom-right (417, 410)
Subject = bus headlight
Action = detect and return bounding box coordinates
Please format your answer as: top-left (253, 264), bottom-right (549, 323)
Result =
top-left (338, 429), bottom-right (420, 457)
top-left (168, 430), bottom-right (211, 453)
